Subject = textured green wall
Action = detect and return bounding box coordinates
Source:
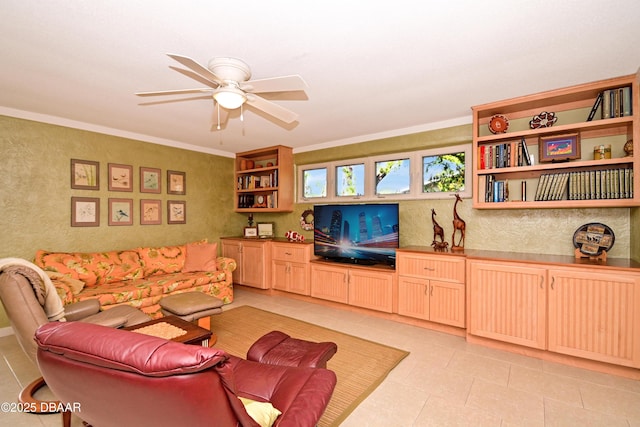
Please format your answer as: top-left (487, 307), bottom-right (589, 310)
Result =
top-left (0, 115), bottom-right (245, 327)
top-left (1, 116), bottom-right (637, 329)
top-left (273, 125), bottom-right (634, 261)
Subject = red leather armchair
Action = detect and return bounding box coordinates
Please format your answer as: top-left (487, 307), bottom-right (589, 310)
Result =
top-left (35, 322), bottom-right (337, 427)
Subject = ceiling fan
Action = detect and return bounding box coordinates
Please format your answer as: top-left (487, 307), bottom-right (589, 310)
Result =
top-left (136, 53), bottom-right (308, 128)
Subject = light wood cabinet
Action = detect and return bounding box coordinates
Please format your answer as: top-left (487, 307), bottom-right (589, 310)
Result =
top-left (467, 260), bottom-right (546, 349)
top-left (471, 69), bottom-right (639, 209)
top-left (548, 268), bottom-right (640, 368)
top-left (271, 241), bottom-right (313, 295)
top-left (397, 252), bottom-right (465, 328)
top-left (234, 145), bottom-right (294, 212)
top-left (221, 238), bottom-right (271, 289)
top-left (310, 261), bottom-right (395, 312)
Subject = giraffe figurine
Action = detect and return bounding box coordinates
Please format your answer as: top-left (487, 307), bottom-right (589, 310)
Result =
top-left (451, 193), bottom-right (466, 251)
top-left (431, 209), bottom-right (445, 244)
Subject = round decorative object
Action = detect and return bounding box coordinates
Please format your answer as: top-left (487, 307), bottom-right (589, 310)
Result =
top-left (529, 111), bottom-right (558, 129)
top-left (572, 223), bottom-right (615, 256)
top-left (254, 195), bottom-right (267, 208)
top-left (488, 114), bottom-right (509, 134)
top-left (300, 209), bottom-right (314, 231)
top-left (624, 139), bottom-right (633, 157)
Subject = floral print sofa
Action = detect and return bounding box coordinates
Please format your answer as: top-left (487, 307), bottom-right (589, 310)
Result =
top-left (34, 241), bottom-right (236, 318)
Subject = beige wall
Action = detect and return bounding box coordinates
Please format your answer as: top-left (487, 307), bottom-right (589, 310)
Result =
top-left (1, 116), bottom-right (637, 328)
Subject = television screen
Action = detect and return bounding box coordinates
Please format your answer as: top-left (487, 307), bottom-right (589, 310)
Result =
top-left (313, 203), bottom-right (399, 266)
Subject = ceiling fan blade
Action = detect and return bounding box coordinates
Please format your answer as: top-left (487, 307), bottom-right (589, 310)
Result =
top-left (170, 66), bottom-right (219, 89)
top-left (135, 88), bottom-right (214, 96)
top-left (241, 75), bottom-right (307, 93)
top-left (166, 53), bottom-right (222, 86)
top-left (246, 94), bottom-right (299, 124)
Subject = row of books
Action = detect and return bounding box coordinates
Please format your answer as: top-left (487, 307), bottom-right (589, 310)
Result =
top-left (533, 168), bottom-right (634, 201)
top-left (483, 175), bottom-right (510, 202)
top-left (478, 138), bottom-right (532, 170)
top-left (237, 191), bottom-right (279, 209)
top-left (237, 170), bottom-right (279, 190)
top-left (587, 86), bottom-right (633, 121)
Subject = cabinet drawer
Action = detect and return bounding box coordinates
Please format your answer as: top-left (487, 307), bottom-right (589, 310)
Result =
top-left (272, 243), bottom-right (309, 263)
top-left (397, 254), bottom-right (465, 282)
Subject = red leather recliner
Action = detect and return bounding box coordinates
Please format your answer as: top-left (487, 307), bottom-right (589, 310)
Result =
top-left (35, 322), bottom-right (337, 427)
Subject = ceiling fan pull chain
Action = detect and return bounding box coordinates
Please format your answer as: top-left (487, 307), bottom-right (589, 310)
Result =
top-left (216, 102), bottom-right (222, 130)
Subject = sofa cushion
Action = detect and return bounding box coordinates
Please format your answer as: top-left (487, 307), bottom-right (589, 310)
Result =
top-left (137, 244), bottom-right (186, 277)
top-left (183, 242), bottom-right (218, 272)
top-left (35, 250), bottom-right (144, 287)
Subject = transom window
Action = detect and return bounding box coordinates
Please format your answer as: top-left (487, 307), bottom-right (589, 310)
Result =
top-left (297, 144), bottom-right (471, 202)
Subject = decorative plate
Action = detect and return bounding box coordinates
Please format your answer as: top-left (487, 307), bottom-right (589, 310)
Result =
top-left (529, 111), bottom-right (557, 129)
top-left (488, 114), bottom-right (509, 134)
top-left (572, 222), bottom-right (615, 256)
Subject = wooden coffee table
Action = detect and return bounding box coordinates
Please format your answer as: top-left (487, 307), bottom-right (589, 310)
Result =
top-left (124, 315), bottom-right (216, 347)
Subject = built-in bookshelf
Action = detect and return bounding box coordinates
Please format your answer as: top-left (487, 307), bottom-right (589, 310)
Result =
top-left (234, 145), bottom-right (293, 212)
top-left (472, 69), bottom-right (639, 209)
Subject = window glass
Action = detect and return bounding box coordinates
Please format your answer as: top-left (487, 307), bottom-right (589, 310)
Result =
top-left (375, 159), bottom-right (410, 195)
top-left (422, 151), bottom-right (466, 193)
top-left (303, 168), bottom-right (327, 198)
top-left (336, 163), bottom-right (364, 197)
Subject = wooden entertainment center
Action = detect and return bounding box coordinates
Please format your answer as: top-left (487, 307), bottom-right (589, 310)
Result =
top-left (222, 237), bottom-right (640, 378)
top-left (225, 70), bottom-right (640, 378)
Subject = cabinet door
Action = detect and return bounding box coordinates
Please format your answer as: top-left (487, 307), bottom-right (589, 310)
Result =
top-left (348, 269), bottom-right (394, 313)
top-left (430, 280), bottom-right (465, 328)
top-left (310, 264), bottom-right (349, 303)
top-left (221, 241), bottom-right (243, 284)
top-left (287, 262), bottom-right (310, 295)
top-left (468, 261), bottom-right (546, 349)
top-left (271, 260), bottom-right (289, 291)
top-left (398, 277), bottom-right (429, 320)
top-left (240, 242), bottom-right (269, 289)
top-left (548, 268), bottom-right (640, 368)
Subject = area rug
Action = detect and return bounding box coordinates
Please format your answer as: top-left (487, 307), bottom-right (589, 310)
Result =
top-left (210, 305), bottom-right (409, 427)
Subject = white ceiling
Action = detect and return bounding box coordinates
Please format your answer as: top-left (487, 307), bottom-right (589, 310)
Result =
top-left (2, 1), bottom-right (640, 158)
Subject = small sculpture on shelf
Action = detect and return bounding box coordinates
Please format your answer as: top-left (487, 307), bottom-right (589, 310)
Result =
top-left (451, 193), bottom-right (466, 252)
top-left (431, 209), bottom-right (445, 243)
top-left (247, 213), bottom-right (254, 227)
top-left (431, 240), bottom-right (449, 252)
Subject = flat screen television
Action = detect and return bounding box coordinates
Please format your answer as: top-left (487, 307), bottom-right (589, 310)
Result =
top-left (313, 203), bottom-right (399, 267)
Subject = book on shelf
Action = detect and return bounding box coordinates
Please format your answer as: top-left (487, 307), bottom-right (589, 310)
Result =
top-left (599, 86), bottom-right (632, 120)
top-left (587, 92), bottom-right (603, 121)
top-left (478, 139), bottom-right (531, 170)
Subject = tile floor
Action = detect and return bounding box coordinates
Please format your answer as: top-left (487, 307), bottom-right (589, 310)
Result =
top-left (1, 287), bottom-right (640, 426)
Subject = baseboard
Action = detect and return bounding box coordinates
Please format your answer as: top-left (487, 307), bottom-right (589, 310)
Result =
top-left (0, 326), bottom-right (14, 337)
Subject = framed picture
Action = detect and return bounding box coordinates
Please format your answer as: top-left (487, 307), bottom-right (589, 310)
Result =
top-left (140, 199), bottom-right (162, 225)
top-left (108, 163), bottom-right (133, 192)
top-left (108, 198), bottom-right (133, 226)
top-left (538, 133), bottom-right (581, 163)
top-left (71, 159), bottom-right (99, 190)
top-left (140, 167), bottom-right (161, 193)
top-left (257, 222), bottom-right (274, 239)
top-left (71, 197), bottom-right (100, 227)
top-left (167, 170), bottom-right (186, 195)
top-left (244, 226), bottom-right (258, 238)
top-left (167, 200), bottom-right (186, 224)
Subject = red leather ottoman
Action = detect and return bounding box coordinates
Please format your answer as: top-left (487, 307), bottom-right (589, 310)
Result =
top-left (247, 330), bottom-right (337, 369)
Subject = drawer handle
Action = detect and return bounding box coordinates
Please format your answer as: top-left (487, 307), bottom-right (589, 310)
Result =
top-left (423, 267), bottom-right (435, 271)
top-left (285, 252), bottom-right (292, 255)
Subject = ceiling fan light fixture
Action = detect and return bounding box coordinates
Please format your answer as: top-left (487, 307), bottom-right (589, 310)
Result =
top-left (213, 85), bottom-right (246, 110)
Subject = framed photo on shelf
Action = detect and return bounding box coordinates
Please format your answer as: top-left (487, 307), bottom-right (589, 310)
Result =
top-left (71, 159), bottom-right (99, 190)
top-left (257, 222), bottom-right (274, 239)
top-left (108, 163), bottom-right (133, 192)
top-left (167, 170), bottom-right (186, 195)
top-left (244, 226), bottom-right (258, 238)
top-left (108, 198), bottom-right (133, 226)
top-left (167, 200), bottom-right (186, 224)
top-left (140, 167), bottom-right (161, 193)
top-left (538, 133), bottom-right (581, 163)
top-left (140, 199), bottom-right (162, 225)
top-left (71, 197), bottom-right (100, 227)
